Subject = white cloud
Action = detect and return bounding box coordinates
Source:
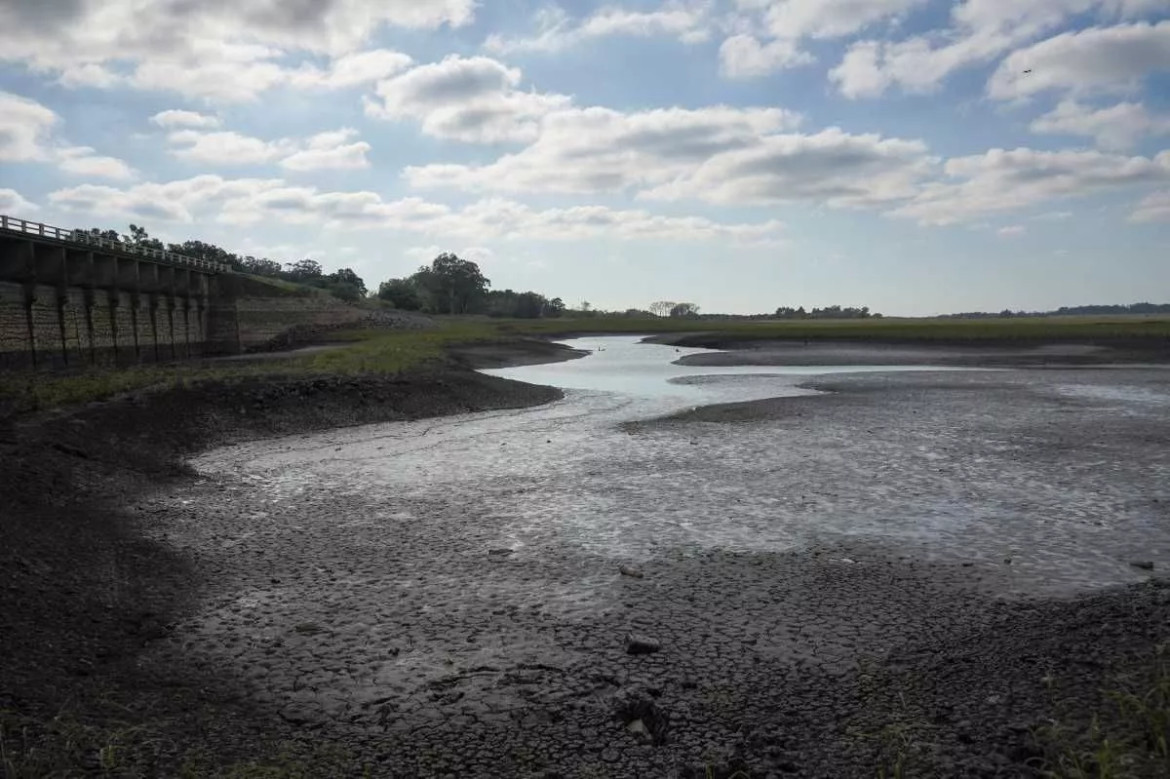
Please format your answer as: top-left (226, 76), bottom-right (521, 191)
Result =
top-left (280, 129), bottom-right (371, 171)
top-left (485, 3), bottom-right (709, 54)
top-left (988, 21), bottom-right (1170, 100)
top-left (719, 0), bottom-right (929, 78)
top-left (405, 104), bottom-right (802, 193)
top-left (763, 0), bottom-right (928, 40)
top-left (289, 49), bottom-right (413, 89)
top-left (55, 146), bottom-right (136, 180)
top-left (639, 128), bottom-right (935, 207)
top-left (1129, 190), bottom-right (1170, 222)
top-left (150, 110), bottom-right (222, 129)
top-left (44, 175), bottom-right (786, 244)
top-left (0, 0), bottom-right (452, 102)
top-left (0, 91), bottom-right (134, 179)
top-left (365, 55), bottom-right (572, 143)
top-left (719, 34), bottom-right (813, 77)
top-left (57, 63), bottom-right (121, 89)
top-left (164, 127), bottom-right (371, 171)
top-left (997, 224), bottom-right (1026, 236)
top-left (891, 147), bottom-right (1170, 225)
top-left (1030, 100), bottom-right (1170, 151)
top-left (0, 188), bottom-right (37, 213)
top-left (167, 130), bottom-right (293, 165)
top-left (831, 1), bottom-right (1165, 98)
top-left (0, 90), bottom-right (57, 162)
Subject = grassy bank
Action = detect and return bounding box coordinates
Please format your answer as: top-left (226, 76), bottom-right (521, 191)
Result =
top-left (3, 315), bottom-right (1168, 416)
top-left (502, 314), bottom-right (1170, 342)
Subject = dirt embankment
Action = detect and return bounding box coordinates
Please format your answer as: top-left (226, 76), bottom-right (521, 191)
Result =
top-left (0, 340), bottom-right (573, 776)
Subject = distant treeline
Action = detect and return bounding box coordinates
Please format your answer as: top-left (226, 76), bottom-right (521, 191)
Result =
top-left (940, 303), bottom-right (1170, 319)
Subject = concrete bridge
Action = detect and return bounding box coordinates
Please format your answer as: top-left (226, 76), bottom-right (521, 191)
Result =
top-left (0, 215), bottom-right (366, 370)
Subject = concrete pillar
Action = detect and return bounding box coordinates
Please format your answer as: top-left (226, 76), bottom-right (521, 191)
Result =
top-left (69, 250), bottom-right (97, 363)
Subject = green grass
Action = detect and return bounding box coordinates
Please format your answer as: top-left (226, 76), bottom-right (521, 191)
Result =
top-left (501, 314), bottom-right (1170, 343)
top-left (3, 315), bottom-right (1167, 416)
top-left (1035, 644), bottom-right (1170, 778)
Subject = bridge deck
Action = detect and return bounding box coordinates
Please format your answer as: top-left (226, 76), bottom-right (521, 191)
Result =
top-left (0, 214), bottom-right (231, 274)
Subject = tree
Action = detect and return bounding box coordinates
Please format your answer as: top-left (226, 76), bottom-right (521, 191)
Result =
top-left (285, 258), bottom-right (324, 281)
top-left (410, 253), bottom-right (490, 314)
top-left (378, 278), bottom-right (424, 310)
top-left (649, 301), bottom-right (677, 318)
top-left (326, 267), bottom-right (367, 299)
top-left (547, 297), bottom-right (565, 318)
top-left (670, 302), bottom-right (699, 318)
top-left (240, 256), bottom-right (283, 276)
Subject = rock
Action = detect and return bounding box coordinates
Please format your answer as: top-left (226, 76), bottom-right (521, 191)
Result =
top-left (1131, 560), bottom-right (1155, 571)
top-left (619, 565), bottom-right (644, 579)
top-left (626, 718), bottom-right (647, 736)
top-left (488, 548), bottom-right (514, 557)
top-left (626, 634), bottom-right (661, 655)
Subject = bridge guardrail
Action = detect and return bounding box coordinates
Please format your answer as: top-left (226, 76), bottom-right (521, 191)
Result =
top-left (0, 214), bottom-right (231, 273)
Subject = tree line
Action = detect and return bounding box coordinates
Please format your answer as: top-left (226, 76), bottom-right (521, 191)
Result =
top-left (83, 225), bottom-right (369, 301)
top-left (940, 303), bottom-right (1170, 318)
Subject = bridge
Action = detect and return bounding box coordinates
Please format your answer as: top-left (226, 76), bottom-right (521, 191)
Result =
top-left (0, 215), bottom-right (364, 370)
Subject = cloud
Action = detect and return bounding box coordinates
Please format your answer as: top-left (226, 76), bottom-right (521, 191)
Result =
top-left (997, 224), bottom-right (1026, 236)
top-left (639, 128), bottom-right (934, 207)
top-left (365, 55), bottom-right (572, 143)
top-left (485, 3), bottom-right (709, 54)
top-left (1030, 100), bottom-right (1170, 151)
top-left (891, 147), bottom-right (1170, 225)
top-left (0, 90), bottom-right (57, 161)
top-left (0, 91), bottom-right (134, 179)
top-left (163, 127), bottom-right (370, 170)
top-left (762, 0), bottom-right (928, 40)
top-left (407, 115), bottom-right (930, 215)
top-left (167, 130), bottom-right (293, 165)
top-left (150, 110), bottom-right (222, 129)
top-left (288, 49), bottom-right (413, 89)
top-left (405, 104), bottom-right (803, 193)
top-left (0, 0), bottom-right (446, 102)
top-left (719, 0), bottom-right (928, 78)
top-left (1129, 189), bottom-right (1170, 222)
top-left (830, 1), bottom-right (1164, 98)
top-left (280, 129), bottom-right (371, 171)
top-left (44, 175), bottom-right (786, 244)
top-left (55, 146), bottom-right (136, 180)
top-left (988, 21), bottom-right (1170, 100)
top-left (719, 35), bottom-right (813, 77)
top-left (0, 188), bottom-right (37, 213)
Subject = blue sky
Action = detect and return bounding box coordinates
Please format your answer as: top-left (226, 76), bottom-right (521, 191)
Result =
top-left (1, 0), bottom-right (1168, 316)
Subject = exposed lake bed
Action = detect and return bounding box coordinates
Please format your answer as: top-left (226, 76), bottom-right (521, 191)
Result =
top-left (120, 336), bottom-right (1170, 776)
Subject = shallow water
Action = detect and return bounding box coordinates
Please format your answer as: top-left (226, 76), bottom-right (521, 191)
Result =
top-left (482, 335), bottom-right (946, 415)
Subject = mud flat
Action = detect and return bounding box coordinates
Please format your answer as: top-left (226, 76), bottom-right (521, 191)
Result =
top-left (3, 338), bottom-right (1169, 777)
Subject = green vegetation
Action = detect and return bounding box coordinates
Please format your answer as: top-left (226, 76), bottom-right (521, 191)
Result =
top-left (1035, 644), bottom-right (1170, 779)
top-left (502, 313), bottom-right (1170, 342)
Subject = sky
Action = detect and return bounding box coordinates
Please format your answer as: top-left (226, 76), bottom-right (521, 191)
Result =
top-left (1, 0), bottom-right (1168, 316)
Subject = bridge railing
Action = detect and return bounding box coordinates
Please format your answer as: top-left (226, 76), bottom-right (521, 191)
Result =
top-left (0, 214), bottom-right (231, 273)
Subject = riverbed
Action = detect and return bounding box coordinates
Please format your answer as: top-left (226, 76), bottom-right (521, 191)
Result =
top-left (136, 336), bottom-right (1170, 776)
